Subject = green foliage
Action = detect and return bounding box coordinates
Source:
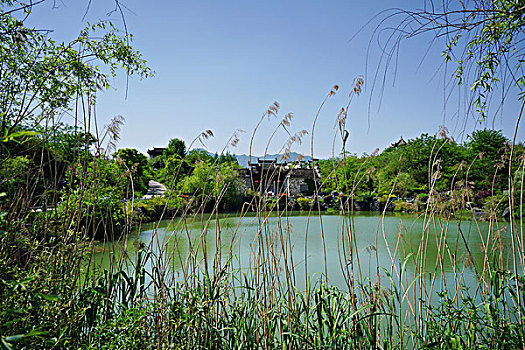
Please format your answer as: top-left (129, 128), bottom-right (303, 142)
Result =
top-left (128, 196), bottom-right (185, 223)
top-left (319, 129), bottom-right (516, 211)
top-left (2, 233), bottom-right (524, 349)
top-left (394, 172), bottom-right (416, 197)
top-left (265, 197), bottom-right (278, 211)
top-left (466, 129), bottom-right (509, 191)
top-left (416, 193), bottom-right (429, 201)
top-left (393, 201), bottom-right (412, 213)
top-left (1, 2), bottom-right (524, 349)
top-left (217, 152), bottom-right (238, 165)
top-left (0, 129), bottom-right (36, 144)
top-left (48, 148), bottom-right (147, 240)
top-left (185, 149), bottom-right (214, 165)
top-left (0, 16), bottom-right (151, 137)
top-left (184, 149), bottom-right (238, 167)
top-left (0, 156), bottom-right (33, 199)
top-left (482, 194), bottom-right (508, 218)
top-left (159, 154), bottom-right (189, 187)
top-left (181, 160), bottom-right (240, 211)
top-left (83, 306), bottom-right (155, 349)
top-left (318, 155), bottom-right (375, 197)
top-left (114, 148), bottom-right (152, 197)
top-left (164, 138), bottom-right (186, 160)
top-left (439, 1), bottom-right (525, 117)
top-left (467, 129), bottom-right (508, 160)
top-left (38, 123), bottom-right (97, 164)
top-left (156, 145), bottom-right (231, 186)
top-left (297, 197), bottom-right (313, 211)
top-left (0, 0), bottom-right (152, 235)
top-left (150, 143), bottom-right (241, 213)
top-left (422, 273), bottom-right (525, 349)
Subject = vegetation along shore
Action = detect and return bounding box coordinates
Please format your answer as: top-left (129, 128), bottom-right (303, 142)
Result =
top-left (1, 1), bottom-right (525, 349)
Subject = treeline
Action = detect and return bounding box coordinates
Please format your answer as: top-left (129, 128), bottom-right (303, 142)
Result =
top-left (3, 125), bottom-right (522, 241)
top-left (317, 129), bottom-right (524, 216)
top-left (121, 138), bottom-right (241, 222)
top-left (0, 128), bottom-right (241, 238)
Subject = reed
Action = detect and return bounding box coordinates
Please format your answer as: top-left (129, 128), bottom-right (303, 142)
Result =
top-left (1, 74), bottom-right (524, 349)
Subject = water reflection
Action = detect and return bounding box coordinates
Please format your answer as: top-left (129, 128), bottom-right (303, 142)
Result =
top-left (89, 212), bottom-right (514, 291)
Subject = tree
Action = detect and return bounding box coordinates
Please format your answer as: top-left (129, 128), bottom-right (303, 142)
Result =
top-left (39, 123), bottom-right (97, 164)
top-left (0, 12), bottom-right (151, 141)
top-left (0, 2), bottom-right (154, 348)
top-left (0, 156), bottom-right (34, 199)
top-left (185, 148), bottom-right (214, 165)
top-left (161, 153), bottom-right (187, 186)
top-left (467, 129), bottom-right (508, 160)
top-left (114, 148), bottom-right (152, 197)
top-left (0, 0), bottom-right (152, 231)
top-left (58, 157), bottom-right (129, 239)
top-left (149, 138), bottom-right (187, 173)
top-left (164, 138), bottom-right (186, 159)
top-left (0, 1), bottom-right (152, 210)
top-left (466, 128), bottom-right (509, 191)
top-left (219, 152), bottom-right (238, 165)
top-left (181, 161), bottom-right (240, 211)
top-left (375, 1), bottom-right (525, 121)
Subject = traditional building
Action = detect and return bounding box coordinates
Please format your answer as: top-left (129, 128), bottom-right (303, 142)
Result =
top-left (238, 158), bottom-right (321, 196)
top-left (147, 147), bottom-right (165, 159)
top-left (391, 136), bottom-right (407, 148)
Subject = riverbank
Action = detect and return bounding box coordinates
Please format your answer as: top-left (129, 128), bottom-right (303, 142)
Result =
top-left (125, 193), bottom-right (512, 230)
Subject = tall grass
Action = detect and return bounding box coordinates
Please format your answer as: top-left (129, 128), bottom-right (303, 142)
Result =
top-left (1, 80), bottom-right (524, 349)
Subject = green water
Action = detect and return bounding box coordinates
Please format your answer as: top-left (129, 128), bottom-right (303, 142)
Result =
top-left (91, 212), bottom-right (515, 291)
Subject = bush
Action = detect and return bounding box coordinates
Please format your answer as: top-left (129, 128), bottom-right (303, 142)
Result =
top-left (394, 201), bottom-right (413, 212)
top-left (378, 194), bottom-right (397, 204)
top-left (474, 190), bottom-right (492, 206)
top-left (57, 189), bottom-right (125, 240)
top-left (297, 197), bottom-right (313, 211)
top-left (416, 193), bottom-right (429, 202)
top-left (482, 194), bottom-right (508, 219)
top-left (130, 196), bottom-right (185, 223)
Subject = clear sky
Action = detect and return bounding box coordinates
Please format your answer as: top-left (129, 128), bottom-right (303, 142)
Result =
top-left (22, 0), bottom-right (523, 158)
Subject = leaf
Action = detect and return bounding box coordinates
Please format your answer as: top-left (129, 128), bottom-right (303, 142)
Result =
top-left (0, 329), bottom-right (48, 350)
top-left (0, 130), bottom-right (37, 143)
top-left (34, 293), bottom-right (60, 302)
top-left (1, 337), bottom-right (14, 350)
top-left (24, 330), bottom-right (48, 337)
top-left (2, 334), bottom-right (24, 343)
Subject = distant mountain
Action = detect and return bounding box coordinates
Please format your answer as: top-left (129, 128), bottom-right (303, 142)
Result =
top-left (234, 152), bottom-right (312, 168)
top-left (190, 149), bottom-right (313, 167)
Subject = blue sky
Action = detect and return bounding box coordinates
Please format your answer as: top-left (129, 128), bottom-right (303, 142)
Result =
top-left (23, 0), bottom-right (523, 158)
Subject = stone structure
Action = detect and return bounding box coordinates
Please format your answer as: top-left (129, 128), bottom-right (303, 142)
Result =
top-left (143, 180), bottom-right (167, 199)
top-left (238, 158), bottom-right (320, 197)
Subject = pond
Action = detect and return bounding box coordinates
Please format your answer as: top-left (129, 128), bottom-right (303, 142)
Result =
top-left (91, 212), bottom-right (516, 293)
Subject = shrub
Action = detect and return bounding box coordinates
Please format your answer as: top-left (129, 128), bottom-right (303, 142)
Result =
top-left (378, 194), bottom-right (397, 204)
top-left (482, 194), bottom-right (508, 219)
top-left (474, 190), bottom-right (492, 206)
top-left (297, 197), bottom-right (313, 211)
top-left (130, 196), bottom-right (185, 223)
top-left (416, 193), bottom-right (429, 202)
top-left (394, 201), bottom-right (413, 212)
